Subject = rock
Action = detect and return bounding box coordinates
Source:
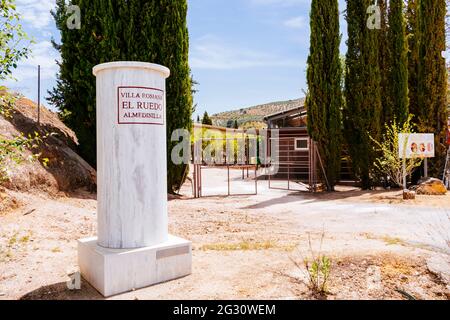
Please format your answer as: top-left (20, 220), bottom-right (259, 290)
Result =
top-left (426, 254), bottom-right (450, 286)
top-left (403, 189), bottom-right (416, 200)
top-left (414, 178), bottom-right (447, 195)
top-left (0, 95), bottom-right (96, 193)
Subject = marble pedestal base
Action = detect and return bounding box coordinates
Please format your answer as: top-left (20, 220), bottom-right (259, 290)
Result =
top-left (78, 235), bottom-right (192, 297)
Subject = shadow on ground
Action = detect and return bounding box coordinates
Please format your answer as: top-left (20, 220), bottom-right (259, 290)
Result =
top-left (20, 278), bottom-right (103, 300)
top-left (242, 189), bottom-right (402, 210)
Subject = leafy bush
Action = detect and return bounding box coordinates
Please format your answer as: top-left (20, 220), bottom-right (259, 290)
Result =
top-left (304, 255), bottom-right (332, 296)
top-left (0, 130), bottom-right (48, 182)
top-left (0, 0), bottom-right (32, 81)
top-left (0, 91), bottom-right (48, 182)
top-left (370, 116), bottom-right (422, 187)
top-left (0, 2), bottom-right (44, 184)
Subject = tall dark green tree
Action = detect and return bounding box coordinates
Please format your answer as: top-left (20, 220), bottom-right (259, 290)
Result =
top-left (417, 0), bottom-right (448, 175)
top-left (378, 0), bottom-right (391, 125)
top-left (49, 0), bottom-right (193, 193)
top-left (201, 112), bottom-right (212, 125)
top-left (387, 0), bottom-right (409, 125)
top-left (306, 0), bottom-right (342, 190)
top-left (406, 0), bottom-right (420, 123)
top-left (344, 0), bottom-right (383, 189)
top-left (48, 0), bottom-right (103, 166)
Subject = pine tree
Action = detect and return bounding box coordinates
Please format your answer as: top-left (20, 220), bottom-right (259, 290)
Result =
top-left (344, 0), bottom-right (383, 189)
top-left (417, 0), bottom-right (448, 175)
top-left (306, 0), bottom-right (342, 190)
top-left (233, 120), bottom-right (239, 129)
top-left (388, 0), bottom-right (409, 125)
top-left (49, 0), bottom-right (193, 193)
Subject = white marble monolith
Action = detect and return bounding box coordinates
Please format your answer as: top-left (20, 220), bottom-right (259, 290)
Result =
top-left (94, 61), bottom-right (169, 249)
top-left (78, 61), bottom-right (191, 297)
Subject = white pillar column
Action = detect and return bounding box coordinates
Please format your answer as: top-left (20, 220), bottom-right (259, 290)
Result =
top-left (93, 62), bottom-right (169, 249)
top-left (78, 61), bottom-right (191, 297)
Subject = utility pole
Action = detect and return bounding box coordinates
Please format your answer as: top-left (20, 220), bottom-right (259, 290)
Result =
top-left (37, 65), bottom-right (41, 124)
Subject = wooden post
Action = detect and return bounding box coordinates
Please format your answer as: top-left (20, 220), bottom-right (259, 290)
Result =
top-left (37, 65), bottom-right (40, 124)
top-left (255, 165), bottom-right (258, 195)
top-left (403, 159), bottom-right (407, 189)
top-left (227, 164), bottom-right (230, 196)
top-left (287, 139), bottom-right (290, 190)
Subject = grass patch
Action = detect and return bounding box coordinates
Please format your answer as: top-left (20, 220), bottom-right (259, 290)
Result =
top-left (19, 234), bottom-right (31, 243)
top-left (0, 230), bottom-right (32, 261)
top-left (362, 233), bottom-right (407, 247)
top-left (382, 236), bottom-right (406, 246)
top-left (200, 241), bottom-right (297, 252)
top-left (8, 233), bottom-right (17, 246)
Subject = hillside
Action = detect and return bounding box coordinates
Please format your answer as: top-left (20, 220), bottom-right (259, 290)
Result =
top-left (0, 94), bottom-right (96, 196)
top-left (211, 98), bottom-right (305, 128)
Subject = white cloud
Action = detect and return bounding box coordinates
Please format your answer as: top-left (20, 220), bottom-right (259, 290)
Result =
top-left (5, 40), bottom-right (58, 84)
top-left (190, 35), bottom-right (303, 70)
top-left (16, 0), bottom-right (56, 29)
top-left (284, 16), bottom-right (307, 29)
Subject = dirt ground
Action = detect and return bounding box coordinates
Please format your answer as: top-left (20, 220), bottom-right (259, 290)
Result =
top-left (1, 168), bottom-right (449, 300)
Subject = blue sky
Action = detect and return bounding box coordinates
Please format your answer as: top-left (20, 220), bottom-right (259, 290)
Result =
top-left (5, 0), bottom-right (347, 118)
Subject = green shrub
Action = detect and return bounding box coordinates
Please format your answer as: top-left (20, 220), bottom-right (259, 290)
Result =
top-left (370, 116), bottom-right (422, 187)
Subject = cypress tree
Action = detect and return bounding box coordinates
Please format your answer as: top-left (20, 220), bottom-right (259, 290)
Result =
top-left (201, 112), bottom-right (212, 125)
top-left (406, 0), bottom-right (420, 122)
top-left (344, 0), bottom-right (383, 189)
top-left (306, 0), bottom-right (342, 190)
top-left (50, 0), bottom-right (193, 193)
top-left (48, 0), bottom-right (103, 165)
top-left (388, 0), bottom-right (409, 125)
top-left (153, 1), bottom-right (193, 193)
top-left (378, 0), bottom-right (392, 125)
top-left (417, 0), bottom-right (448, 175)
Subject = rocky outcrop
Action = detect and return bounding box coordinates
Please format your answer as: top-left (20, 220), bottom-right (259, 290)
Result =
top-left (412, 178), bottom-right (447, 196)
top-left (427, 254), bottom-right (450, 298)
top-left (0, 95), bottom-right (96, 193)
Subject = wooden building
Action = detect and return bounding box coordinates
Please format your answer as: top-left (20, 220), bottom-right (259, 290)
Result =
top-left (264, 105), bottom-right (353, 187)
top-left (265, 106), bottom-right (308, 129)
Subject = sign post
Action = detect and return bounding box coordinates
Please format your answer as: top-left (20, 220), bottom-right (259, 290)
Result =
top-left (402, 159), bottom-right (407, 189)
top-left (78, 62), bottom-right (191, 297)
top-left (398, 133), bottom-right (435, 188)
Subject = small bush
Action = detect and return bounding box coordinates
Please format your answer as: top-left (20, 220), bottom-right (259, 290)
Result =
top-left (370, 116), bottom-right (422, 187)
top-left (291, 232), bottom-right (332, 298)
top-left (0, 90), bottom-right (49, 182)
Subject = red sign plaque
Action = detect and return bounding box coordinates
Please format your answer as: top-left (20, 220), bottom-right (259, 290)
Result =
top-left (117, 86), bottom-right (165, 125)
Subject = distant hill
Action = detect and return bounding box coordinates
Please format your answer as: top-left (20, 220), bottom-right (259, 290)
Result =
top-left (211, 98), bottom-right (305, 128)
